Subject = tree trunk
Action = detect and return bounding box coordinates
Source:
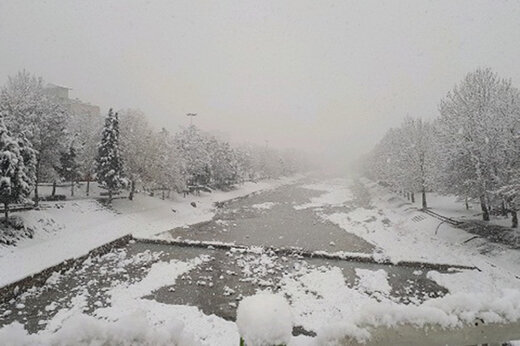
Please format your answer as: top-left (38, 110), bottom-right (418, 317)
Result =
top-left (465, 197), bottom-right (469, 210)
top-left (512, 210), bottom-right (518, 229)
top-left (422, 188), bottom-right (427, 209)
top-left (162, 189), bottom-right (165, 200)
top-left (34, 159), bottom-right (40, 207)
top-left (411, 192), bottom-right (415, 203)
top-left (86, 175), bottom-right (90, 197)
top-left (501, 201), bottom-right (507, 217)
top-left (71, 180), bottom-right (74, 197)
top-left (52, 181), bottom-right (57, 196)
top-left (4, 203), bottom-right (8, 224)
top-left (34, 182), bottom-right (39, 207)
top-left (480, 195), bottom-right (490, 221)
top-left (167, 189), bottom-right (171, 199)
top-left (129, 180), bottom-right (135, 201)
top-left (108, 189), bottom-right (113, 204)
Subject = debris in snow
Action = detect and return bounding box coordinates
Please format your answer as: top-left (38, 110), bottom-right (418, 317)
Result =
top-left (236, 293), bottom-right (293, 346)
top-left (190, 202), bottom-right (197, 208)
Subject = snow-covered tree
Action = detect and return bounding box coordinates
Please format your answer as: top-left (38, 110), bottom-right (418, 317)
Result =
top-left (208, 138), bottom-right (238, 189)
top-left (365, 68), bottom-right (520, 226)
top-left (119, 109), bottom-right (155, 199)
top-left (0, 120), bottom-right (36, 221)
top-left (95, 109), bottom-right (125, 203)
top-left (364, 127), bottom-right (404, 189)
top-left (66, 108), bottom-right (103, 197)
top-left (435, 68), bottom-right (515, 221)
top-left (175, 125), bottom-right (212, 187)
top-left (57, 141), bottom-right (81, 197)
top-left (0, 71), bottom-right (67, 205)
top-left (393, 118), bottom-right (435, 208)
top-left (487, 82), bottom-right (520, 226)
top-left (151, 128), bottom-right (185, 197)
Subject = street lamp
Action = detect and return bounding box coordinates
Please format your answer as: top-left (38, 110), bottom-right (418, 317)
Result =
top-left (186, 113), bottom-right (197, 125)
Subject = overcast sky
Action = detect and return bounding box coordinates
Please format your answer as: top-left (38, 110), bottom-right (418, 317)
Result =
top-left (1, 0), bottom-right (520, 165)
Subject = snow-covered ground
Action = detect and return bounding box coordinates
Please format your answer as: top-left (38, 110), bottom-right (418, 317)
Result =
top-left (289, 177), bottom-right (520, 343)
top-left (2, 175), bottom-right (520, 345)
top-left (0, 176), bottom-right (301, 287)
top-left (408, 190), bottom-right (517, 228)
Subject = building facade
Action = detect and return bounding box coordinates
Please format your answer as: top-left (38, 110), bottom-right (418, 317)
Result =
top-left (43, 83), bottom-right (100, 117)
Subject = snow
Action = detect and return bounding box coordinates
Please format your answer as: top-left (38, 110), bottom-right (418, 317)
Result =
top-left (0, 175), bottom-right (300, 287)
top-left (355, 268), bottom-right (391, 295)
top-left (108, 255), bottom-right (211, 302)
top-left (280, 263), bottom-right (520, 344)
top-left (279, 178), bottom-right (520, 342)
top-left (3, 175), bottom-right (520, 344)
top-left (0, 253), bottom-right (237, 345)
top-left (305, 178), bottom-right (520, 279)
top-left (236, 293), bottom-right (293, 346)
top-left (251, 202), bottom-right (277, 210)
top-left (293, 179), bottom-right (353, 210)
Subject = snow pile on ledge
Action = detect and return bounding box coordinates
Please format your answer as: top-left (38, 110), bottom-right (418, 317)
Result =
top-left (0, 311), bottom-right (198, 346)
top-left (237, 293), bottom-right (293, 346)
top-left (279, 264), bottom-right (520, 344)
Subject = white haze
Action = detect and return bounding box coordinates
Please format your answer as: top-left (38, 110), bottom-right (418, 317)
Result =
top-left (1, 0), bottom-right (520, 168)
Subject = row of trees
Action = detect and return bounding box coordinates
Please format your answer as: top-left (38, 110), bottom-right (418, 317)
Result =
top-left (0, 71), bottom-right (309, 219)
top-left (108, 108), bottom-right (308, 202)
top-left (363, 68), bottom-right (520, 227)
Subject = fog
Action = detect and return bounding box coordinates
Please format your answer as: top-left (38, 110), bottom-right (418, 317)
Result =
top-left (1, 0), bottom-right (520, 167)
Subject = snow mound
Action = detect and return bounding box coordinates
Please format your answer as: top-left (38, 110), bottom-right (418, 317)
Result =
top-left (355, 268), bottom-right (391, 295)
top-left (237, 293), bottom-right (293, 346)
top-left (0, 310), bottom-right (198, 346)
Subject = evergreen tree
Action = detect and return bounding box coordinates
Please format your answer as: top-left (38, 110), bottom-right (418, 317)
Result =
top-left (0, 120), bottom-right (36, 222)
top-left (95, 109), bottom-right (125, 203)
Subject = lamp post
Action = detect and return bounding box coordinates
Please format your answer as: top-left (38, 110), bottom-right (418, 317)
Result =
top-left (186, 113), bottom-right (197, 125)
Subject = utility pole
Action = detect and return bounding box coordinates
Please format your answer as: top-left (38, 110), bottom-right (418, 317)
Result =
top-left (186, 113), bottom-right (197, 126)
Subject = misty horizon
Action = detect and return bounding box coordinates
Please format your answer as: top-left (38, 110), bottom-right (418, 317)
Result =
top-left (2, 0), bottom-right (520, 167)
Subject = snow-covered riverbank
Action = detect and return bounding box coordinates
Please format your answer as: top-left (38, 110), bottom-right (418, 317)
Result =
top-left (0, 176), bottom-right (301, 288)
